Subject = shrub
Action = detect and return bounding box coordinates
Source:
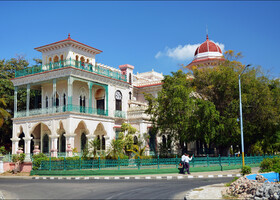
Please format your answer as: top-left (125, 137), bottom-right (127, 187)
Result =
top-left (0, 146), bottom-right (6, 155)
top-left (241, 165), bottom-right (251, 175)
top-left (12, 153), bottom-right (25, 163)
top-left (260, 157), bottom-right (280, 172)
top-left (32, 153), bottom-right (48, 170)
top-left (65, 156), bottom-right (80, 161)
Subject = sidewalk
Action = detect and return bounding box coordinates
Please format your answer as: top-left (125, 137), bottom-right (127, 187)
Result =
top-left (184, 167), bottom-right (260, 200)
top-left (0, 167), bottom-right (259, 180)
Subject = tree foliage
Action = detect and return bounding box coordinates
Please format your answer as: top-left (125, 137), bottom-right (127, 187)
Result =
top-left (145, 70), bottom-right (195, 153)
top-left (0, 57), bottom-right (41, 150)
top-left (146, 50), bottom-right (280, 155)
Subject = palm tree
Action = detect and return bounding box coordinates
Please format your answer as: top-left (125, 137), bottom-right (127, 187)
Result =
top-left (0, 97), bottom-right (10, 128)
top-left (128, 144), bottom-right (146, 159)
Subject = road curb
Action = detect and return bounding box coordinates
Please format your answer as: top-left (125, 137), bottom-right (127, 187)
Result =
top-left (30, 173), bottom-right (242, 180)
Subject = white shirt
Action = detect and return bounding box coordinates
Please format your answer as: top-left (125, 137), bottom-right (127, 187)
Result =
top-left (181, 155), bottom-right (186, 162)
top-left (182, 155), bottom-right (192, 163)
top-left (185, 156), bottom-right (192, 163)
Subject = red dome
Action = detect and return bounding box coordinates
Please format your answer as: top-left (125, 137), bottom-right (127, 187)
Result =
top-left (194, 35), bottom-right (222, 56)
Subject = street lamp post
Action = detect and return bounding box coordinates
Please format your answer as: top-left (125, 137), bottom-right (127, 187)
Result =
top-left (239, 64), bottom-right (251, 167)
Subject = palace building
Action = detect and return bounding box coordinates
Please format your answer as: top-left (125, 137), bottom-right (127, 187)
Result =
top-left (10, 34), bottom-right (163, 160)
top-left (10, 34), bottom-right (224, 159)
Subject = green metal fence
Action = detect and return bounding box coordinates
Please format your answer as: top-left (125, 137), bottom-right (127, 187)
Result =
top-left (38, 154), bottom-right (277, 171)
top-left (15, 59), bottom-right (127, 82)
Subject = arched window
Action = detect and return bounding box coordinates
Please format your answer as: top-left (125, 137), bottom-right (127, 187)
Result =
top-left (129, 92), bottom-right (132, 100)
top-left (148, 129), bottom-right (156, 155)
top-left (162, 135), bottom-right (167, 148)
top-left (115, 90), bottom-right (122, 111)
top-left (95, 89), bottom-right (105, 114)
top-left (60, 133), bottom-right (66, 152)
top-left (55, 92), bottom-right (59, 107)
top-left (167, 135), bottom-right (171, 149)
top-left (80, 57), bottom-right (85, 68)
top-left (75, 55), bottom-right (79, 67)
top-left (63, 93), bottom-right (66, 112)
top-left (79, 95), bottom-right (86, 113)
top-left (43, 134), bottom-right (49, 153)
top-left (102, 135), bottom-right (105, 150)
top-left (60, 55), bottom-right (64, 67)
top-left (134, 136), bottom-right (138, 145)
top-left (54, 56), bottom-right (59, 68)
top-left (46, 96), bottom-right (48, 108)
top-left (54, 56), bottom-right (59, 63)
top-left (81, 132), bottom-right (87, 151)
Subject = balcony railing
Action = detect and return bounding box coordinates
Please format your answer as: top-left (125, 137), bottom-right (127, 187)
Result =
top-left (15, 105), bottom-right (108, 118)
top-left (15, 59), bottom-right (127, 82)
top-left (114, 110), bottom-right (126, 118)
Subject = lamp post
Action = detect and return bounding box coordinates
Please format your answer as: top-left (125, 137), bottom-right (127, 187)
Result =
top-left (239, 64), bottom-right (251, 167)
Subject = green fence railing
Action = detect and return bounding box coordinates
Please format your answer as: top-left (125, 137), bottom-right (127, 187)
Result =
top-left (38, 154), bottom-right (277, 171)
top-left (16, 104), bottom-right (109, 118)
top-left (15, 59), bottom-right (127, 82)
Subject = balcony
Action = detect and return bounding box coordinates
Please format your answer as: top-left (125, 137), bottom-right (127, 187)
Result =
top-left (15, 105), bottom-right (108, 118)
top-left (114, 110), bottom-right (126, 118)
top-left (15, 59), bottom-right (127, 82)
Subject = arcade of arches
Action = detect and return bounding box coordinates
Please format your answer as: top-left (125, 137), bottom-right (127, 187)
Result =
top-left (11, 121), bottom-right (108, 158)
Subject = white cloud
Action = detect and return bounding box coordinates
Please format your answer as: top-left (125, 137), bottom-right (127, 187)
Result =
top-left (155, 41), bottom-right (225, 61)
top-left (216, 43), bottom-right (225, 53)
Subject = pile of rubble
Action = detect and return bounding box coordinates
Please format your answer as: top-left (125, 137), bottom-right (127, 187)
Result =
top-left (224, 175), bottom-right (280, 199)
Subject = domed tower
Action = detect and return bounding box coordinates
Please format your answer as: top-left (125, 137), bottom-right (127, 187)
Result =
top-left (186, 35), bottom-right (225, 70)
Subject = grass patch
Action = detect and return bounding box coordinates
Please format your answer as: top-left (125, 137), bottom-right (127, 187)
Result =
top-left (225, 177), bottom-right (239, 187)
top-left (193, 188), bottom-right (204, 191)
top-left (30, 164), bottom-right (259, 176)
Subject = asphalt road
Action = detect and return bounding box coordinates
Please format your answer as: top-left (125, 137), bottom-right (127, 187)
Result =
top-left (0, 177), bottom-right (232, 199)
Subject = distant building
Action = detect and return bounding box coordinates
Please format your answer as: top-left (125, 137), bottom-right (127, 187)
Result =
top-left (186, 35), bottom-right (225, 70)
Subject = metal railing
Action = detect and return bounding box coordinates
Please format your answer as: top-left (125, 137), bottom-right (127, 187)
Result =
top-left (15, 105), bottom-right (109, 118)
top-left (37, 154), bottom-right (277, 171)
top-left (114, 110), bottom-right (126, 118)
top-left (15, 59), bottom-right (127, 82)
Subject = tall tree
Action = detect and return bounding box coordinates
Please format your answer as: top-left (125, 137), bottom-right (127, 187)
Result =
top-left (145, 70), bottom-right (195, 153)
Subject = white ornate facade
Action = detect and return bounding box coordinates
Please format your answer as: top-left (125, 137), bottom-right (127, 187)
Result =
top-left (11, 35), bottom-right (164, 159)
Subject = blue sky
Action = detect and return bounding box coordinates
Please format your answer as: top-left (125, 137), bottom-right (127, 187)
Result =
top-left (1, 1), bottom-right (280, 77)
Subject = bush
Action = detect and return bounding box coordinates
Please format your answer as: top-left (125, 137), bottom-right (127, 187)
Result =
top-left (65, 156), bottom-right (80, 161)
top-left (32, 153), bottom-right (48, 170)
top-left (241, 165), bottom-right (251, 175)
top-left (12, 153), bottom-right (25, 163)
top-left (260, 157), bottom-right (280, 173)
top-left (0, 146), bottom-right (6, 155)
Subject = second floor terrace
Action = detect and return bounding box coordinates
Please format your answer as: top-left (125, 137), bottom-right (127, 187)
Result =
top-left (15, 59), bottom-right (127, 82)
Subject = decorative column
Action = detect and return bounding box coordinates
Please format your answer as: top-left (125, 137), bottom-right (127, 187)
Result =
top-left (53, 79), bottom-right (56, 113)
top-left (67, 76), bottom-right (73, 111)
top-left (14, 86), bottom-right (17, 118)
top-left (33, 139), bottom-right (40, 154)
top-left (50, 135), bottom-right (58, 157)
top-left (65, 133), bottom-right (75, 157)
top-left (11, 138), bottom-right (20, 154)
top-left (104, 136), bottom-right (110, 151)
top-left (86, 135), bottom-right (95, 154)
top-left (23, 137), bottom-right (32, 161)
top-left (26, 84), bottom-right (30, 116)
top-left (87, 82), bottom-right (93, 114)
